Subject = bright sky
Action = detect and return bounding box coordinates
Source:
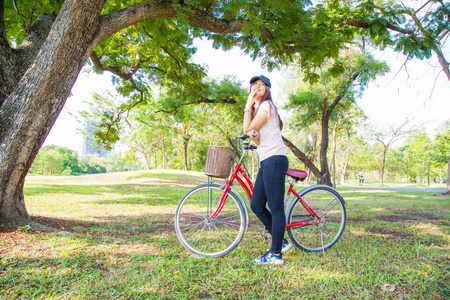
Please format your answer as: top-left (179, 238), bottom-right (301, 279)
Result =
top-left (44, 39), bottom-right (450, 154)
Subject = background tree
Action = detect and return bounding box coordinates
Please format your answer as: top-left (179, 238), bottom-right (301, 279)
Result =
top-left (404, 131), bottom-right (434, 185)
top-left (123, 106), bottom-right (173, 170)
top-left (284, 50), bottom-right (388, 185)
top-left (81, 76), bottom-right (247, 171)
top-left (329, 106), bottom-right (367, 187)
top-left (433, 120), bottom-right (450, 193)
top-left (348, 137), bottom-right (379, 181)
top-left (29, 145), bottom-right (140, 175)
top-left (369, 117), bottom-right (421, 185)
top-left (332, 107), bottom-right (367, 186)
top-left (29, 146), bottom-right (64, 175)
top-left (385, 146), bottom-right (409, 182)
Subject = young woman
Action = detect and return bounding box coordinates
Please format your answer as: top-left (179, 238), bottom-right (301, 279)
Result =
top-left (243, 75), bottom-right (292, 265)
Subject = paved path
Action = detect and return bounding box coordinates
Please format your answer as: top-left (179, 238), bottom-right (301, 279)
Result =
top-left (338, 186), bottom-right (447, 193)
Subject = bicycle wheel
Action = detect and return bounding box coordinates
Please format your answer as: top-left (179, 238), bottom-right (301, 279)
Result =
top-left (286, 185), bottom-right (346, 252)
top-left (175, 184), bottom-right (247, 257)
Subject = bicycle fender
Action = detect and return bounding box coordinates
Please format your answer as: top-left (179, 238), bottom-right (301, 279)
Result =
top-left (297, 184), bottom-right (347, 205)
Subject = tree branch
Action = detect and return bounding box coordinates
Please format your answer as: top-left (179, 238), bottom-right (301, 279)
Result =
top-left (90, 51), bottom-right (142, 80)
top-left (141, 26), bottom-right (183, 72)
top-left (95, 0), bottom-right (315, 55)
top-left (282, 136), bottom-right (323, 180)
top-left (96, 1), bottom-right (246, 45)
top-left (344, 18), bottom-right (414, 35)
top-left (12, 0), bottom-right (30, 34)
top-left (154, 97), bottom-right (237, 114)
top-left (28, 0), bottom-right (38, 32)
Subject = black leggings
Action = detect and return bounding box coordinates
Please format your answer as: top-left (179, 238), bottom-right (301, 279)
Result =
top-left (250, 155), bottom-right (289, 254)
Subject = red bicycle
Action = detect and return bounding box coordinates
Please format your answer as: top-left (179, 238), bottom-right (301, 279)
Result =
top-left (175, 135), bottom-right (347, 257)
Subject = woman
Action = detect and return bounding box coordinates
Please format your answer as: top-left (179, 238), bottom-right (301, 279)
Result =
top-left (243, 75), bottom-right (292, 265)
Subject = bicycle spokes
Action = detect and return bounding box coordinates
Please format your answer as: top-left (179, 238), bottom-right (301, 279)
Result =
top-left (286, 185), bottom-right (346, 252)
top-left (175, 184), bottom-right (246, 257)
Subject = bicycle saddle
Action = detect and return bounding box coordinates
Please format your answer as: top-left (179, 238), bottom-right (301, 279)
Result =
top-left (287, 168), bottom-right (308, 180)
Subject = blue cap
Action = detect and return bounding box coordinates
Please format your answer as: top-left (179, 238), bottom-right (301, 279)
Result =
top-left (250, 75), bottom-right (271, 88)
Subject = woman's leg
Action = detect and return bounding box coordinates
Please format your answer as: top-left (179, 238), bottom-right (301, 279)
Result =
top-left (250, 164), bottom-right (273, 233)
top-left (263, 156), bottom-right (289, 255)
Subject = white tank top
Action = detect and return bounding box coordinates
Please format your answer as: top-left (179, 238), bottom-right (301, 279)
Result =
top-left (256, 101), bottom-right (287, 162)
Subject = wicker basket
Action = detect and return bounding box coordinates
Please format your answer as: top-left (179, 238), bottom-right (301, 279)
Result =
top-left (204, 145), bottom-right (236, 178)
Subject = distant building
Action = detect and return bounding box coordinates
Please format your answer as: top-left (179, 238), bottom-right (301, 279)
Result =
top-left (82, 119), bottom-right (114, 157)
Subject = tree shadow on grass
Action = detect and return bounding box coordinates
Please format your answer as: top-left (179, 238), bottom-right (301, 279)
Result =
top-left (25, 183), bottom-right (191, 206)
top-left (31, 214), bottom-right (176, 239)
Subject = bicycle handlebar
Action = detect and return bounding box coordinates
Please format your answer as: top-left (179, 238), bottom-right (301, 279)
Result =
top-left (237, 134), bottom-right (249, 140)
top-left (236, 135), bottom-right (257, 152)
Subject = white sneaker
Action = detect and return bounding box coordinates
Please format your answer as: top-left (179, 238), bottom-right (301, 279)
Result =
top-left (281, 238), bottom-right (293, 254)
top-left (252, 251), bottom-right (284, 265)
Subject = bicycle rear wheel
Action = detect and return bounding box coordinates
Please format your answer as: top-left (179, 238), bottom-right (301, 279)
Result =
top-left (175, 184), bottom-right (246, 257)
top-left (286, 185), bottom-right (346, 252)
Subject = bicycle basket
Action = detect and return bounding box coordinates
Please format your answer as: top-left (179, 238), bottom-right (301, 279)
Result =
top-left (204, 145), bottom-right (236, 178)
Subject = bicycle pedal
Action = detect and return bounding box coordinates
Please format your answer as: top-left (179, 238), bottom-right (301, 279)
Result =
top-left (259, 229), bottom-right (269, 241)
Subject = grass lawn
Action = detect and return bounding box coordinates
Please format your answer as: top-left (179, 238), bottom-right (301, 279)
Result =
top-left (1, 170), bottom-right (449, 299)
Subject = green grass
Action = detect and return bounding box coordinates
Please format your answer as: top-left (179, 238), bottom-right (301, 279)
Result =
top-left (1, 170), bottom-right (449, 299)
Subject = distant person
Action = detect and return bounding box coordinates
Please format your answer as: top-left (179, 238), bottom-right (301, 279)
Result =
top-left (359, 169), bottom-right (364, 186)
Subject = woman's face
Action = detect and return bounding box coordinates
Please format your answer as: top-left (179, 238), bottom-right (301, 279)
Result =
top-left (251, 79), bottom-right (266, 100)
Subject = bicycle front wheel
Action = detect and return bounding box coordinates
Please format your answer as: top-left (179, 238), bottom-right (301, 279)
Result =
top-left (286, 185), bottom-right (346, 252)
top-left (175, 184), bottom-right (246, 257)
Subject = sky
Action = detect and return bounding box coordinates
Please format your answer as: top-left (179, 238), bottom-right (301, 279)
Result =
top-left (44, 39), bottom-right (450, 154)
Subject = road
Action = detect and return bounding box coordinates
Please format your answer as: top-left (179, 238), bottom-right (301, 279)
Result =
top-left (338, 186), bottom-right (447, 193)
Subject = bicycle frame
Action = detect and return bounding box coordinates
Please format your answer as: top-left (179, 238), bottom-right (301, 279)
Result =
top-left (208, 145), bottom-right (253, 220)
top-left (208, 138), bottom-right (321, 228)
top-left (284, 183), bottom-right (321, 227)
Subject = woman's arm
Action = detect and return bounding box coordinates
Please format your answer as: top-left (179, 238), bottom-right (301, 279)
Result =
top-left (243, 100), bottom-right (269, 134)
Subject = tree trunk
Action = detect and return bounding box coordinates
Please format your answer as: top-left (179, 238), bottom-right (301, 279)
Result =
top-left (433, 46), bottom-right (450, 82)
top-left (162, 133), bottom-right (166, 169)
top-left (380, 147), bottom-right (387, 185)
top-left (143, 153), bottom-right (152, 170)
top-left (283, 136), bottom-right (325, 183)
top-left (446, 152), bottom-right (450, 194)
top-left (183, 140), bottom-right (189, 171)
top-left (307, 133), bottom-right (318, 185)
top-left (331, 129), bottom-right (337, 188)
top-left (0, 0), bottom-right (253, 228)
top-left (153, 144), bottom-right (158, 169)
top-left (318, 99), bottom-right (332, 186)
top-left (282, 97), bottom-right (335, 187)
top-left (0, 0), bottom-right (106, 228)
top-left (341, 142), bottom-right (352, 184)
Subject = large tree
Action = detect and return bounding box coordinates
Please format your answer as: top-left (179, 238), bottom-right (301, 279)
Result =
top-left (1, 0), bottom-right (449, 228)
top-left (284, 51), bottom-right (388, 185)
top-left (0, 0), bottom-right (328, 228)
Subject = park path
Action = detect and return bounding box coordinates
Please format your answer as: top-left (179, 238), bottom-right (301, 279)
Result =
top-left (338, 186), bottom-right (446, 193)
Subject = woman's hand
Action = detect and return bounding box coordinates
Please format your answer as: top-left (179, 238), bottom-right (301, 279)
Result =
top-left (246, 89), bottom-right (257, 110)
top-left (248, 129), bottom-right (260, 145)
